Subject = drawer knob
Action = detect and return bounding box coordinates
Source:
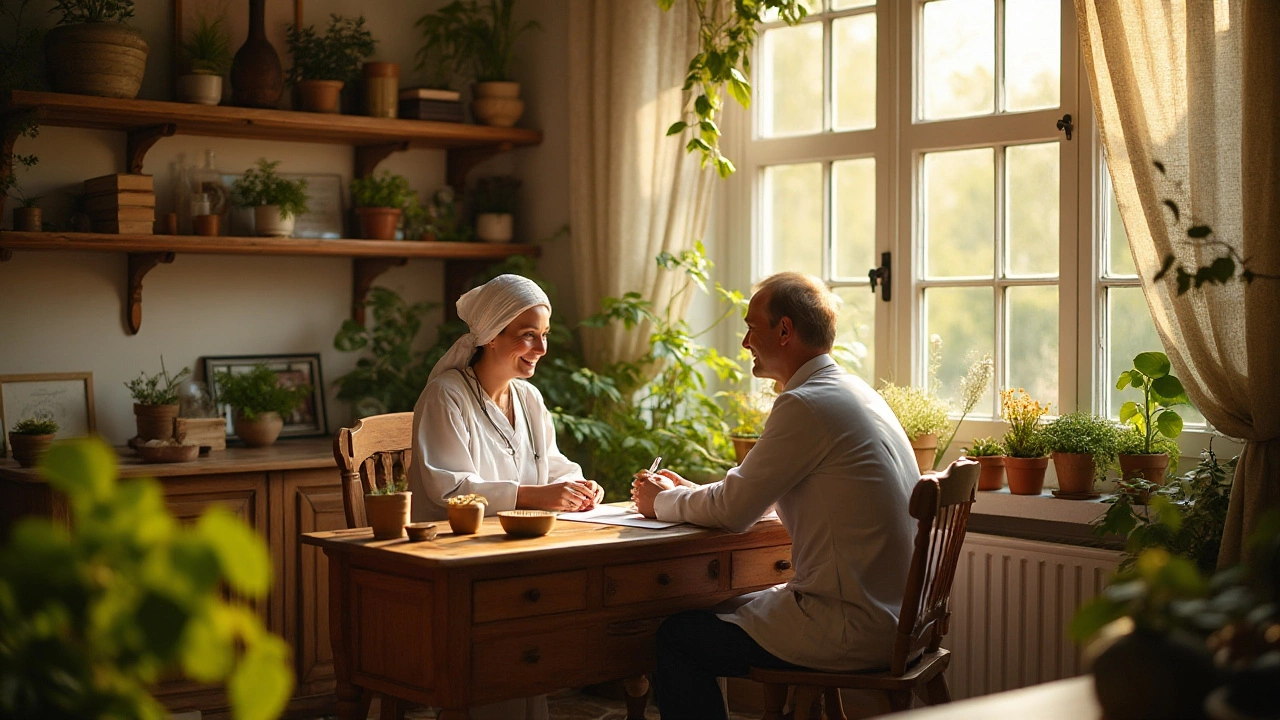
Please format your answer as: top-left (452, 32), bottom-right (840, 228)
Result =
top-left (657, 572), bottom-right (671, 586)
top-left (525, 588), bottom-right (541, 602)
top-left (708, 559), bottom-right (721, 579)
top-left (776, 559), bottom-right (793, 571)
top-left (522, 648), bottom-right (541, 664)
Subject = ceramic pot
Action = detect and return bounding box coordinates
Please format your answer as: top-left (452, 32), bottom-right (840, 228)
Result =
top-left (448, 503), bottom-right (484, 535)
top-left (13, 206), bottom-right (41, 232)
top-left (471, 81), bottom-right (524, 127)
top-left (1004, 455), bottom-right (1049, 495)
top-left (1119, 453), bottom-right (1171, 484)
top-left (8, 432), bottom-right (53, 468)
top-left (910, 433), bottom-right (938, 476)
top-left (476, 212), bottom-right (513, 242)
top-left (177, 72), bottom-right (222, 105)
top-left (134, 403), bottom-right (178, 442)
top-left (732, 436), bottom-right (758, 465)
top-left (365, 492), bottom-right (411, 540)
top-left (974, 455), bottom-right (1006, 491)
top-left (1052, 452), bottom-right (1097, 495)
top-left (45, 22), bottom-right (148, 98)
top-left (232, 411), bottom-right (283, 447)
top-left (230, 0), bottom-right (284, 108)
top-left (297, 80), bottom-right (344, 113)
top-left (356, 207), bottom-right (402, 240)
top-left (254, 205), bottom-right (295, 237)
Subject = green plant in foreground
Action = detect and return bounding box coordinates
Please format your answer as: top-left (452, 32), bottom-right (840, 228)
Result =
top-left (285, 13), bottom-right (376, 84)
top-left (0, 438), bottom-right (292, 719)
top-left (964, 436), bottom-right (1004, 457)
top-left (49, 0), bottom-right (134, 24)
top-left (214, 364), bottom-right (311, 421)
top-left (124, 358), bottom-right (190, 406)
top-left (1041, 411), bottom-right (1119, 476)
top-left (12, 417), bottom-right (58, 435)
top-left (351, 171), bottom-right (413, 209)
top-left (231, 159), bottom-right (309, 219)
top-left (1116, 350), bottom-right (1190, 455)
top-left (180, 13), bottom-right (232, 75)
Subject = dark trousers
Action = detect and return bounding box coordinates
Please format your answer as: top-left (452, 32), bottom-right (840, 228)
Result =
top-left (655, 609), bottom-right (801, 720)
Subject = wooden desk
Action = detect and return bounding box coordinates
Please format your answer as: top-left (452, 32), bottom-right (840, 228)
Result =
top-left (303, 515), bottom-right (794, 720)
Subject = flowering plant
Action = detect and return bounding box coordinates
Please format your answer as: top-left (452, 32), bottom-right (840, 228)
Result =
top-left (934, 351), bottom-right (993, 469)
top-left (1000, 388), bottom-right (1049, 458)
top-left (447, 493), bottom-right (487, 507)
top-left (878, 335), bottom-right (951, 443)
top-left (720, 387), bottom-right (774, 438)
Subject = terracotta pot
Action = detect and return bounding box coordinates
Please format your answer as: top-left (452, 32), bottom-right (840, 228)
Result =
top-left (8, 432), bottom-right (53, 468)
top-left (192, 214), bottom-right (220, 236)
top-left (134, 403), bottom-right (179, 442)
top-left (356, 206), bottom-right (402, 240)
top-left (1119, 453), bottom-right (1171, 484)
top-left (910, 433), bottom-right (938, 475)
top-left (471, 81), bottom-right (524, 126)
top-left (732, 436), bottom-right (758, 465)
top-left (476, 212), bottom-right (513, 242)
top-left (1004, 455), bottom-right (1049, 495)
top-left (448, 503), bottom-right (484, 535)
top-left (44, 22), bottom-right (148, 99)
top-left (13, 206), bottom-right (41, 232)
top-left (1052, 452), bottom-right (1097, 495)
top-left (974, 455), bottom-right (1006, 491)
top-left (297, 79), bottom-right (344, 113)
top-left (232, 411), bottom-right (283, 447)
top-left (253, 205), bottom-right (295, 237)
top-left (230, 0), bottom-right (284, 108)
top-left (177, 72), bottom-right (222, 105)
top-left (365, 492), bottom-right (411, 540)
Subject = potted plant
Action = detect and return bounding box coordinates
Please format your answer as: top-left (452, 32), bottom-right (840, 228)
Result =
top-left (1116, 351), bottom-right (1189, 484)
top-left (365, 475), bottom-right (411, 539)
top-left (470, 175), bottom-right (521, 242)
top-left (720, 388), bottom-right (773, 464)
top-left (285, 13), bottom-right (376, 113)
top-left (44, 0), bottom-right (147, 99)
top-left (446, 493), bottom-right (487, 535)
top-left (213, 363), bottom-right (311, 448)
top-left (963, 436), bottom-right (1006, 491)
top-left (7, 416), bottom-right (58, 468)
top-left (124, 358), bottom-right (190, 443)
top-left (9, 187), bottom-right (41, 232)
top-left (1040, 411), bottom-right (1119, 497)
top-left (177, 12), bottom-right (232, 105)
top-left (414, 0), bottom-right (540, 126)
top-left (999, 387), bottom-right (1050, 495)
top-left (878, 382), bottom-right (951, 475)
top-left (1116, 425), bottom-right (1180, 485)
top-left (350, 170), bottom-right (412, 240)
top-left (230, 158), bottom-right (309, 237)
top-left (404, 187), bottom-right (472, 242)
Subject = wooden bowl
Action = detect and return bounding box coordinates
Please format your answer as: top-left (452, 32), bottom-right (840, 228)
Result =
top-left (405, 522), bottom-right (438, 542)
top-left (136, 443), bottom-right (200, 463)
top-left (497, 510), bottom-right (556, 538)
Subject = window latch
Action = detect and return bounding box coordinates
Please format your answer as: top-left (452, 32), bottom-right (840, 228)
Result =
top-left (868, 252), bottom-right (891, 302)
top-left (1056, 113), bottom-right (1074, 141)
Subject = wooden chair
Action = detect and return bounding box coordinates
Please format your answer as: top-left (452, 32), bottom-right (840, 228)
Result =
top-left (332, 411), bottom-right (415, 720)
top-left (749, 457), bottom-right (981, 720)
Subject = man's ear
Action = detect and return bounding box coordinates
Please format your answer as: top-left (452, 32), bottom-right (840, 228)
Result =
top-left (778, 316), bottom-right (794, 345)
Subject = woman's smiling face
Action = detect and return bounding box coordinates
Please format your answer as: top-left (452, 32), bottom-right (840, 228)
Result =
top-left (487, 305), bottom-right (551, 380)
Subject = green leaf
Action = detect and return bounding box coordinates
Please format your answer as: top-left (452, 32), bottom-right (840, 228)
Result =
top-left (196, 508), bottom-right (272, 598)
top-left (181, 608), bottom-right (235, 682)
top-left (685, 137), bottom-right (711, 153)
top-left (727, 76), bottom-right (751, 107)
top-left (1119, 401), bottom-right (1139, 424)
top-left (1155, 410), bottom-right (1183, 439)
top-left (1069, 596), bottom-right (1128, 643)
top-left (40, 438), bottom-right (117, 502)
top-left (694, 94), bottom-right (712, 116)
top-left (1133, 351), bottom-right (1170, 378)
top-left (665, 121), bottom-right (688, 136)
top-left (136, 591), bottom-right (191, 660)
top-left (1151, 375), bottom-right (1186, 403)
top-left (1115, 370), bottom-right (1135, 390)
top-left (228, 634), bottom-right (294, 720)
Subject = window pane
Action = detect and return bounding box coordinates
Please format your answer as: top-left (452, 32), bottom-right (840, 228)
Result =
top-left (923, 148), bottom-right (994, 278)
top-left (1006, 285), bottom-right (1058, 408)
top-left (763, 163), bottom-right (823, 277)
top-left (925, 287), bottom-right (995, 413)
top-left (833, 286), bottom-right (874, 385)
top-left (921, 0), bottom-right (995, 120)
top-left (832, 0), bottom-right (875, 8)
top-left (1006, 142), bottom-right (1059, 276)
top-left (833, 13), bottom-right (876, 131)
top-left (761, 23), bottom-right (824, 137)
top-left (1107, 182), bottom-right (1136, 276)
top-left (1004, 0), bottom-right (1060, 112)
top-left (1105, 288), bottom-right (1205, 424)
top-left (832, 157), bottom-right (876, 279)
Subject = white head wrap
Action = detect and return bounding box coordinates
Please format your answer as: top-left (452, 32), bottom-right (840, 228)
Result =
top-left (427, 274), bottom-right (551, 383)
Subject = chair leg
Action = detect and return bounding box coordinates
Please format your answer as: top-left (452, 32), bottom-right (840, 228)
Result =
top-left (792, 686), bottom-right (821, 720)
top-left (886, 690), bottom-right (913, 713)
top-left (923, 673), bottom-right (952, 705)
top-left (823, 688), bottom-right (847, 720)
top-left (761, 683), bottom-right (788, 720)
top-left (623, 674), bottom-right (650, 720)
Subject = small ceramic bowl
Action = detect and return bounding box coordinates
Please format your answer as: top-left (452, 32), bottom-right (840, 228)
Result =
top-left (405, 522), bottom-right (438, 542)
top-left (497, 510), bottom-right (557, 538)
top-left (136, 443), bottom-right (200, 463)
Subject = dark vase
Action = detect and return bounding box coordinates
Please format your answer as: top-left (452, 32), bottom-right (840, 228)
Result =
top-left (230, 0), bottom-right (284, 108)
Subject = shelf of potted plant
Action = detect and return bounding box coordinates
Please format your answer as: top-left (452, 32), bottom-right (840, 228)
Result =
top-left (285, 14), bottom-right (376, 114)
top-left (350, 170), bottom-right (413, 240)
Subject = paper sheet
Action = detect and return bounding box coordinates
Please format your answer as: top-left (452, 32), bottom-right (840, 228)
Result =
top-left (557, 503), bottom-right (682, 529)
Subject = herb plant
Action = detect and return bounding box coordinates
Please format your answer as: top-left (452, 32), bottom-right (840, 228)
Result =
top-left (964, 436), bottom-right (1005, 457)
top-left (124, 359), bottom-right (190, 406)
top-left (878, 383), bottom-right (950, 442)
top-left (1116, 351), bottom-right (1190, 455)
top-left (1041, 411), bottom-right (1119, 473)
top-left (415, 0), bottom-right (540, 85)
top-left (49, 0), bottom-right (134, 24)
top-left (999, 387), bottom-right (1049, 458)
top-left (720, 388), bottom-right (773, 438)
top-left (933, 350), bottom-right (993, 469)
top-left (350, 171), bottom-right (413, 209)
top-left (369, 476), bottom-right (408, 496)
top-left (180, 13), bottom-right (232, 75)
top-left (469, 175), bottom-right (521, 214)
top-left (214, 364), bottom-right (311, 421)
top-left (285, 14), bottom-right (376, 84)
top-left (1116, 425), bottom-right (1180, 465)
top-left (12, 416), bottom-right (58, 435)
top-left (231, 159), bottom-right (309, 219)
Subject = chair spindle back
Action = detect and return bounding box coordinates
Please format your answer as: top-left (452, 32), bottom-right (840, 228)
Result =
top-left (332, 412), bottom-right (414, 529)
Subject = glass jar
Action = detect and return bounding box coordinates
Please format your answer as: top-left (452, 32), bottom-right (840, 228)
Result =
top-left (363, 62), bottom-right (400, 118)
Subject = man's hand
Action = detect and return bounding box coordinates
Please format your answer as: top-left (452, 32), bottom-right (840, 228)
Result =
top-left (517, 480), bottom-right (598, 511)
top-left (631, 472), bottom-right (676, 518)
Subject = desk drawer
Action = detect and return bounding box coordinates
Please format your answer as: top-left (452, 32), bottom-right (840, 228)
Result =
top-left (731, 545), bottom-right (795, 589)
top-left (604, 553), bottom-right (722, 607)
top-left (473, 570), bottom-right (589, 624)
top-left (472, 628), bottom-right (588, 695)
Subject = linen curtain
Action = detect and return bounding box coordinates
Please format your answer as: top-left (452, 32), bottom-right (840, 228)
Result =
top-left (567, 0), bottom-right (716, 368)
top-left (1075, 0), bottom-right (1280, 565)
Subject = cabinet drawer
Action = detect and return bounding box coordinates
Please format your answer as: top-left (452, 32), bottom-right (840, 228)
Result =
top-left (473, 570), bottom-right (589, 624)
top-left (472, 629), bottom-right (588, 695)
top-left (731, 545), bottom-right (795, 589)
top-left (604, 553), bottom-right (722, 607)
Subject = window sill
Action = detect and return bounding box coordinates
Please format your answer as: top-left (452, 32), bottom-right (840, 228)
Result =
top-left (969, 489), bottom-right (1121, 550)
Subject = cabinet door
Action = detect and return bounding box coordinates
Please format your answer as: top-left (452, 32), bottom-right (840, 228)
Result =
top-left (281, 468), bottom-right (346, 697)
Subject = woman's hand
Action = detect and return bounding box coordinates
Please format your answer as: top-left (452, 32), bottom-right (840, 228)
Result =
top-left (517, 480), bottom-right (599, 512)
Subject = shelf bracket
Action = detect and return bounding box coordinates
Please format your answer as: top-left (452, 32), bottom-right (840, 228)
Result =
top-left (126, 124), bottom-right (177, 175)
top-left (354, 141), bottom-right (410, 179)
top-left (352, 257), bottom-right (408, 325)
top-left (127, 251), bottom-right (175, 334)
top-left (443, 259), bottom-right (496, 320)
top-left (446, 143), bottom-right (513, 190)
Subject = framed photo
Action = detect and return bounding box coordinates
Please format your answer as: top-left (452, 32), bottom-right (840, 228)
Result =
top-left (221, 172), bottom-right (346, 238)
top-left (0, 373), bottom-right (96, 457)
top-left (201, 355), bottom-right (327, 440)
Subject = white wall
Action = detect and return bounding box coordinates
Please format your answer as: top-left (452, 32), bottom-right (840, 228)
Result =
top-left (0, 0), bottom-right (571, 445)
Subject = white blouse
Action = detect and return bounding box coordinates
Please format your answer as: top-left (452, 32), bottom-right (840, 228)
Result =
top-left (409, 367), bottom-right (585, 522)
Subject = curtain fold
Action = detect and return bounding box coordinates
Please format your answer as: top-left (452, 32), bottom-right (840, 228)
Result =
top-left (567, 0), bottom-right (716, 369)
top-left (1075, 0), bottom-right (1279, 566)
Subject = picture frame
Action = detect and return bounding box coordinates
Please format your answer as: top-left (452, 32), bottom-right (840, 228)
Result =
top-left (221, 172), bottom-right (347, 238)
top-left (0, 372), bottom-right (96, 457)
top-left (201, 354), bottom-right (327, 440)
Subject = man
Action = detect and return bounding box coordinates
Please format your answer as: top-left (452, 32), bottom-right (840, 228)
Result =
top-left (632, 272), bottom-right (921, 720)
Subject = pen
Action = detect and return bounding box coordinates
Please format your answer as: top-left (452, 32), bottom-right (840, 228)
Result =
top-left (648, 456), bottom-right (663, 474)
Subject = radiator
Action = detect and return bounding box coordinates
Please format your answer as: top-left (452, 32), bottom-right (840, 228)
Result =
top-left (944, 533), bottom-right (1122, 700)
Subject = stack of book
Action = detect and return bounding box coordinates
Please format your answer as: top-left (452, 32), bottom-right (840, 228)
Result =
top-left (83, 174), bottom-right (155, 234)
top-left (398, 87), bottom-right (465, 123)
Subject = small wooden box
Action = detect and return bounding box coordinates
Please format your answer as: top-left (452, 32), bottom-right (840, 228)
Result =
top-left (173, 417), bottom-right (227, 451)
